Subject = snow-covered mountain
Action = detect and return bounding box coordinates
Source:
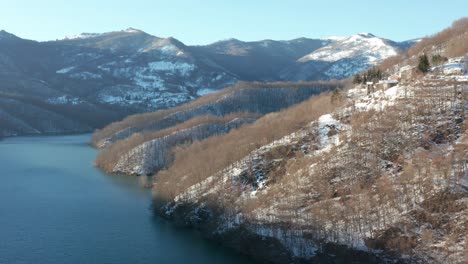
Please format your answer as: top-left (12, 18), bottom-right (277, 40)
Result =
top-left (191, 37), bottom-right (329, 81)
top-left (301, 33), bottom-right (397, 63)
top-left (282, 33), bottom-right (414, 80)
top-left (0, 29), bottom-right (239, 137)
top-left (51, 29), bottom-right (237, 108)
top-left (0, 29), bottom-right (416, 137)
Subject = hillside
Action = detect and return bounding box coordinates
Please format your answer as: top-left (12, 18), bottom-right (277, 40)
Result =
top-left (156, 78), bottom-right (467, 263)
top-left (93, 81), bottom-right (343, 175)
top-left (0, 29), bottom-right (413, 137)
top-left (96, 114), bottom-right (259, 176)
top-left (190, 38), bottom-right (327, 81)
top-left (142, 18), bottom-right (467, 263)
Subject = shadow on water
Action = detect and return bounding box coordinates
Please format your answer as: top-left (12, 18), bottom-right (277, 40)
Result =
top-left (98, 170), bottom-right (258, 264)
top-left (84, 136), bottom-right (256, 264)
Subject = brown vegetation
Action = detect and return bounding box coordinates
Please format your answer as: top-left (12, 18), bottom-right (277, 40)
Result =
top-left (251, 81), bottom-right (467, 260)
top-left (154, 91), bottom-right (344, 200)
top-left (95, 113), bottom-right (258, 172)
top-left (91, 80), bottom-right (344, 146)
top-left (379, 17), bottom-right (468, 71)
top-left (155, 77), bottom-right (467, 262)
top-left (95, 18), bottom-right (468, 263)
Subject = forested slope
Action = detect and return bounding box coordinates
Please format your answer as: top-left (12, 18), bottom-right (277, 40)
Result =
top-left (93, 81), bottom-right (342, 176)
top-left (149, 18), bottom-right (468, 263)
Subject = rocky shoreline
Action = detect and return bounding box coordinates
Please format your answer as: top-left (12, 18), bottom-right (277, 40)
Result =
top-left (153, 199), bottom-right (387, 264)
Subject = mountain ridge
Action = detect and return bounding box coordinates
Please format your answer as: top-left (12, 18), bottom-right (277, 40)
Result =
top-left (1, 28), bottom-right (415, 50)
top-left (0, 28), bottom-right (417, 137)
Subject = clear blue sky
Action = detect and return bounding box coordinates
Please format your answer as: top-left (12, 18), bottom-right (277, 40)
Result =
top-left (1, 0), bottom-right (466, 44)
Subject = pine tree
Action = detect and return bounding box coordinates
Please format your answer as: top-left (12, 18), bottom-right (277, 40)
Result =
top-left (418, 54), bottom-right (430, 73)
top-left (431, 54), bottom-right (447, 66)
top-left (353, 74), bottom-right (362, 84)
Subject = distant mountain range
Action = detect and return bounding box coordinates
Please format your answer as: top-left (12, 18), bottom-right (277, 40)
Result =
top-left (0, 28), bottom-right (418, 137)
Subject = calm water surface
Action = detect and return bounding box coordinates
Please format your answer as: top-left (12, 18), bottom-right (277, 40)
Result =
top-left (0, 134), bottom-right (255, 264)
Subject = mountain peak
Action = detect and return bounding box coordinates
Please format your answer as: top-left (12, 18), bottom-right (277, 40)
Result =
top-left (357, 32), bottom-right (376, 38)
top-left (324, 35), bottom-right (347, 41)
top-left (298, 32), bottom-right (398, 72)
top-left (157, 36), bottom-right (187, 49)
top-left (0, 30), bottom-right (20, 41)
top-left (122, 27), bottom-right (145, 34)
top-left (215, 38), bottom-right (243, 44)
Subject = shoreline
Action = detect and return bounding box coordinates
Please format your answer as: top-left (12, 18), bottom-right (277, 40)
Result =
top-left (0, 130), bottom-right (95, 142)
top-left (152, 199), bottom-right (385, 264)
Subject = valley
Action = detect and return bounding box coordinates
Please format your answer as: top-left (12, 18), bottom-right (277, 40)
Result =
top-left (95, 18), bottom-right (468, 263)
top-left (1, 7), bottom-right (467, 264)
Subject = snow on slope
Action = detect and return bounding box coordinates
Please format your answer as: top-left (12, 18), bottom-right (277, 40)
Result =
top-left (166, 75), bottom-right (466, 260)
top-left (62, 33), bottom-right (103, 40)
top-left (301, 33), bottom-right (398, 63)
top-left (56, 66), bottom-right (76, 74)
top-left (279, 33), bottom-right (404, 81)
top-left (62, 28), bottom-right (141, 40)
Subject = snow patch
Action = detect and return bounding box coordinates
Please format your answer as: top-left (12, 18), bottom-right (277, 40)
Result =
top-left (147, 61), bottom-right (195, 76)
top-left (196, 88), bottom-right (217, 96)
top-left (69, 72), bottom-right (102, 80)
top-left (159, 45), bottom-right (185, 57)
top-left (348, 84), bottom-right (407, 112)
top-left (62, 33), bottom-right (102, 40)
top-left (124, 28), bottom-right (141, 33)
top-left (316, 114), bottom-right (342, 153)
top-left (300, 34), bottom-right (397, 64)
top-left (56, 66), bottom-right (75, 74)
top-left (47, 95), bottom-right (82, 105)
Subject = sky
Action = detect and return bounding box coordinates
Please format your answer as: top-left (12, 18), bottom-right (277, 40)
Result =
top-left (1, 0), bottom-right (466, 44)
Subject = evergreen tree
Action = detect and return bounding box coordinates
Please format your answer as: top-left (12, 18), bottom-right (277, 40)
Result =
top-left (431, 54), bottom-right (447, 66)
top-left (418, 54), bottom-right (430, 73)
top-left (353, 74), bottom-right (362, 84)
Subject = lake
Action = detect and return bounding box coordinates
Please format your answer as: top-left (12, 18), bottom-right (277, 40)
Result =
top-left (0, 134), bottom-right (255, 264)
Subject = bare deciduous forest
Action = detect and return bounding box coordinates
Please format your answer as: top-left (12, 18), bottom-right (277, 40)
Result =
top-left (379, 18), bottom-right (468, 71)
top-left (91, 81), bottom-right (344, 147)
top-left (93, 17), bottom-right (468, 264)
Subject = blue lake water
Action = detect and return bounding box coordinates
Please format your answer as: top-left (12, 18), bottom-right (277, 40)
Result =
top-left (0, 134), bottom-right (255, 264)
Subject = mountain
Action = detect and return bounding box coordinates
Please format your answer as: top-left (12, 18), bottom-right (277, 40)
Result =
top-left (192, 34), bottom-right (418, 82)
top-left (190, 38), bottom-right (329, 81)
top-left (280, 33), bottom-right (417, 80)
top-left (46, 28), bottom-right (237, 108)
top-left (0, 29), bottom-right (415, 137)
top-left (0, 29), bottom-right (237, 137)
top-left (94, 18), bottom-right (468, 263)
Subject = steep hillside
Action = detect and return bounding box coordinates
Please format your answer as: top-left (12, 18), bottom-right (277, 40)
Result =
top-left (148, 19), bottom-right (468, 263)
top-left (93, 81), bottom-right (343, 177)
top-left (96, 114), bottom-right (258, 175)
top-left (91, 81), bottom-right (342, 147)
